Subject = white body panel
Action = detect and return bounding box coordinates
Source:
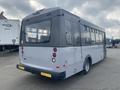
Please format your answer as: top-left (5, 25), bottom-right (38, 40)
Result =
top-left (20, 45), bottom-right (104, 78)
top-left (0, 19), bottom-right (20, 45)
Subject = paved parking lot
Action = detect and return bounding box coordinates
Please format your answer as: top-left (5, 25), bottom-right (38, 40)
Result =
top-left (0, 49), bottom-right (120, 90)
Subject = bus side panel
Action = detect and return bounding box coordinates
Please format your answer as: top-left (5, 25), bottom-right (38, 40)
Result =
top-left (58, 47), bottom-right (83, 78)
top-left (60, 12), bottom-right (83, 78)
top-left (98, 45), bottom-right (104, 61)
top-left (58, 45), bottom-right (104, 78)
top-left (57, 47), bottom-right (74, 78)
top-left (81, 45), bottom-right (104, 65)
top-left (88, 45), bottom-right (99, 64)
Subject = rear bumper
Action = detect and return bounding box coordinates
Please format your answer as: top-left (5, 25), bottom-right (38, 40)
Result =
top-left (16, 64), bottom-right (66, 80)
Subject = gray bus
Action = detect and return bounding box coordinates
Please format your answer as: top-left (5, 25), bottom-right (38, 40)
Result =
top-left (17, 7), bottom-right (106, 79)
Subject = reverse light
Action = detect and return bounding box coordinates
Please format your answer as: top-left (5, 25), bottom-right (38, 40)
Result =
top-left (52, 58), bottom-right (56, 63)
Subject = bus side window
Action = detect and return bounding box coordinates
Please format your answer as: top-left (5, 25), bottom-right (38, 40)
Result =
top-left (102, 33), bottom-right (105, 44)
top-left (82, 26), bottom-right (91, 45)
top-left (102, 33), bottom-right (104, 44)
top-left (73, 32), bottom-right (80, 46)
top-left (90, 28), bottom-right (96, 45)
top-left (66, 32), bottom-right (73, 45)
top-left (65, 20), bottom-right (71, 31)
top-left (81, 25), bottom-right (86, 45)
top-left (99, 32), bottom-right (103, 44)
top-left (95, 30), bottom-right (100, 44)
top-left (65, 20), bottom-right (73, 45)
top-left (72, 21), bottom-right (80, 46)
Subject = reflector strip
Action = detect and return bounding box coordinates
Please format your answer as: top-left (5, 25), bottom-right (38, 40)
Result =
top-left (41, 72), bottom-right (52, 78)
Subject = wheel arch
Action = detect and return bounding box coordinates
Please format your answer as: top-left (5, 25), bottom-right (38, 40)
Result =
top-left (83, 55), bottom-right (92, 68)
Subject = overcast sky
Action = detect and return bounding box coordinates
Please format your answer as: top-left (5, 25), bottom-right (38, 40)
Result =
top-left (0, 0), bottom-right (120, 39)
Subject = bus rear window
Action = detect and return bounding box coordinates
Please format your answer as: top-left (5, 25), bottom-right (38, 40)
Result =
top-left (25, 20), bottom-right (50, 43)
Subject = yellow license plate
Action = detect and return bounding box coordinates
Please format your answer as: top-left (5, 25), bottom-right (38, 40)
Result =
top-left (18, 65), bottom-right (25, 70)
top-left (41, 72), bottom-right (51, 78)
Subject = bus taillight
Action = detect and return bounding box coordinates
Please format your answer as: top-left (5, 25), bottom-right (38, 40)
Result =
top-left (52, 53), bottom-right (56, 57)
top-left (53, 48), bottom-right (57, 52)
top-left (52, 48), bottom-right (57, 63)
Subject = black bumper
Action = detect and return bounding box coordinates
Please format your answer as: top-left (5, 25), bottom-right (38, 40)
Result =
top-left (16, 64), bottom-right (66, 80)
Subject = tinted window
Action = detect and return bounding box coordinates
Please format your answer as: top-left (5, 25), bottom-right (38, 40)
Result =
top-left (81, 25), bottom-right (85, 45)
top-left (99, 32), bottom-right (104, 44)
top-left (74, 32), bottom-right (80, 45)
top-left (65, 20), bottom-right (73, 45)
top-left (72, 21), bottom-right (80, 46)
top-left (85, 27), bottom-right (91, 45)
top-left (65, 20), bottom-right (71, 30)
top-left (90, 28), bottom-right (96, 44)
top-left (95, 30), bottom-right (100, 44)
top-left (25, 20), bottom-right (50, 43)
top-left (26, 28), bottom-right (37, 42)
top-left (81, 26), bottom-right (91, 45)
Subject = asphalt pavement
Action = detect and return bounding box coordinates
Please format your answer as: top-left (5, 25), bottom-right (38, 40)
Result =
top-left (0, 49), bottom-right (120, 90)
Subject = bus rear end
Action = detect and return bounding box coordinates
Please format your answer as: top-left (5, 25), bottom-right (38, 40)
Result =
top-left (17, 8), bottom-right (66, 79)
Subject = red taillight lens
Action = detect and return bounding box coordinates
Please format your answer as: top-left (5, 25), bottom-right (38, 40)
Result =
top-left (53, 48), bottom-right (57, 52)
top-left (52, 53), bottom-right (56, 57)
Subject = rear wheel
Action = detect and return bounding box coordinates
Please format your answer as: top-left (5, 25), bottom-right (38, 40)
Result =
top-left (83, 59), bottom-right (91, 74)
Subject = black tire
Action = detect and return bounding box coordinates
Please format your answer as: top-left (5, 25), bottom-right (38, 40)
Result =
top-left (83, 59), bottom-right (91, 75)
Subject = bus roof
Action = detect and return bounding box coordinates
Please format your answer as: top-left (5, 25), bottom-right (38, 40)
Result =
top-left (23, 7), bottom-right (104, 32)
top-left (23, 7), bottom-right (61, 20)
